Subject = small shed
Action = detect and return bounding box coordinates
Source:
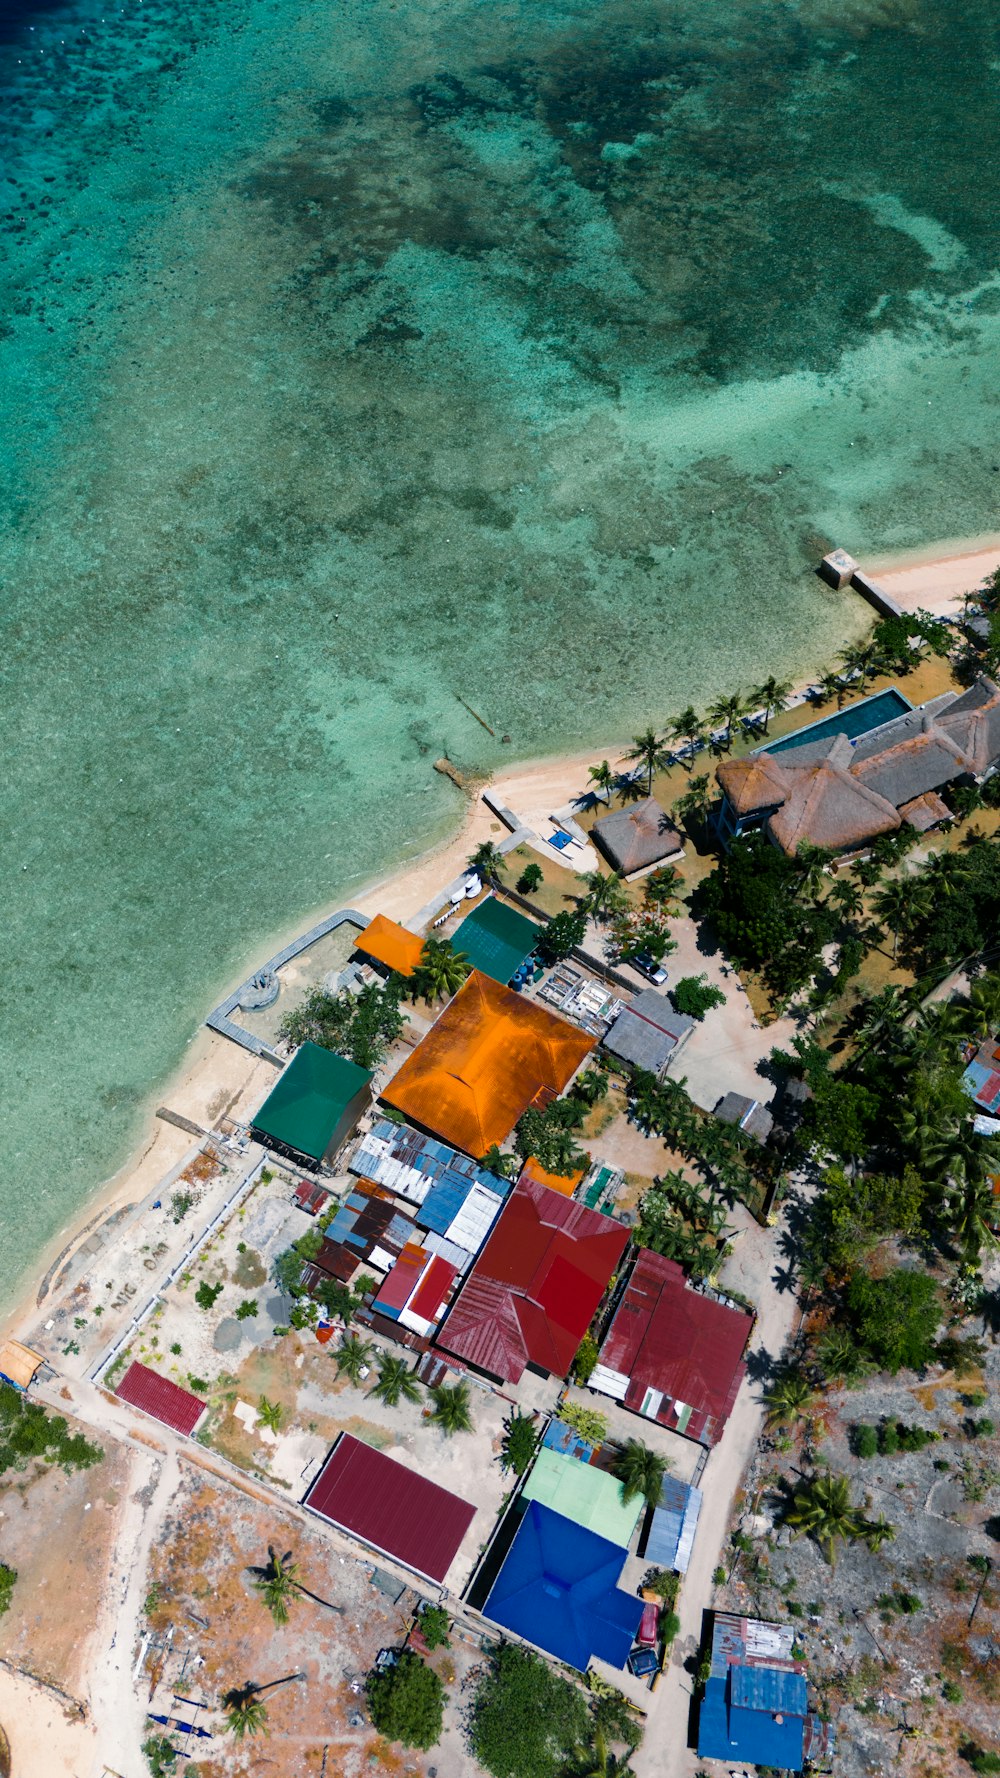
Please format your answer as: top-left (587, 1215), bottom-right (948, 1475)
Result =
top-left (250, 1041), bottom-right (373, 1168)
top-left (355, 914), bottom-right (424, 978)
top-left (714, 1091), bottom-right (774, 1143)
top-left (644, 1474), bottom-right (703, 1573)
top-left (592, 798), bottom-right (684, 879)
top-left (0, 1340), bottom-right (43, 1391)
top-left (115, 1361), bottom-right (207, 1436)
top-left (602, 991), bottom-right (694, 1079)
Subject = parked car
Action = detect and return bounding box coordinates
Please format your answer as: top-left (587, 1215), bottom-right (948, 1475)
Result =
top-left (637, 1600), bottom-right (660, 1646)
top-left (627, 1645), bottom-right (659, 1678)
top-left (631, 952), bottom-right (668, 986)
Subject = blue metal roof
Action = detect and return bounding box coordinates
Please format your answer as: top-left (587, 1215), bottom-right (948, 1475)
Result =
top-left (732, 1663), bottom-right (808, 1715)
top-left (698, 1665), bottom-right (808, 1772)
top-left (645, 1476), bottom-right (702, 1570)
top-left (353, 1120), bottom-right (514, 1227)
top-left (542, 1417), bottom-right (598, 1462)
top-left (484, 1501), bottom-right (642, 1672)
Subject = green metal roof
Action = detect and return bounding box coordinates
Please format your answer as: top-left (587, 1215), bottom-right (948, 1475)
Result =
top-left (452, 895), bottom-right (541, 984)
top-left (520, 1447), bottom-right (643, 1548)
top-left (251, 1042), bottom-right (373, 1162)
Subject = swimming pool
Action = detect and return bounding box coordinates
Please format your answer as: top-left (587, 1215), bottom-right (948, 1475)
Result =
top-left (765, 688), bottom-right (912, 753)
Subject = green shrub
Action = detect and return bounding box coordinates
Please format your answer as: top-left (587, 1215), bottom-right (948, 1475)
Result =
top-left (573, 1334), bottom-right (599, 1385)
top-left (187, 1376), bottom-right (210, 1395)
top-left (0, 1383), bottom-right (102, 1478)
top-left (879, 1421), bottom-right (899, 1456)
top-left (194, 1281), bottom-right (223, 1312)
top-left (366, 1651), bottom-right (444, 1749)
top-left (853, 1424), bottom-right (878, 1458)
top-left (418, 1603), bottom-right (451, 1650)
top-left (516, 863), bottom-right (544, 896)
top-left (235, 1299), bottom-right (259, 1321)
top-left (469, 1645), bottom-right (588, 1778)
top-left (943, 1681), bottom-right (963, 1703)
top-left (671, 975), bottom-right (726, 1021)
top-left (500, 1411), bottom-right (538, 1477)
top-left (662, 1610), bottom-right (680, 1645)
top-left (0, 1564), bottom-right (16, 1617)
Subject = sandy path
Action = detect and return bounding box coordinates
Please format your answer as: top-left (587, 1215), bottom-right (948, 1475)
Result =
top-left (633, 1187), bottom-right (812, 1778)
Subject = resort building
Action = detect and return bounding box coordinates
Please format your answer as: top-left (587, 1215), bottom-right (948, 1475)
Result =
top-left (697, 1612), bottom-right (833, 1772)
top-left (382, 970), bottom-right (594, 1157)
top-left (249, 1041), bottom-right (373, 1170)
top-left (482, 1501), bottom-right (643, 1672)
top-left (450, 894), bottom-right (542, 984)
top-left (436, 1176), bottom-right (628, 1384)
top-left (601, 990), bottom-right (694, 1078)
top-left (305, 1433), bottom-right (475, 1586)
top-left (716, 674), bottom-right (1000, 858)
top-left (592, 796), bottom-right (685, 879)
top-left (354, 913), bottom-right (424, 978)
top-left (590, 1249), bottom-right (752, 1446)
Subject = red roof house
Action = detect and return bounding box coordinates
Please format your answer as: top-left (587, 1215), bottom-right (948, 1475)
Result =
top-left (115, 1361), bottom-right (207, 1437)
top-left (304, 1432), bottom-right (475, 1583)
top-left (591, 1249), bottom-right (752, 1445)
top-left (436, 1177), bottom-right (629, 1384)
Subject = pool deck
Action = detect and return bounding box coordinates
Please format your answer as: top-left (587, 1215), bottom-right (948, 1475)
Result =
top-left (758, 685), bottom-right (912, 755)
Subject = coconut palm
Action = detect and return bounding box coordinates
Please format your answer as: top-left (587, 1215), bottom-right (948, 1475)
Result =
top-left (817, 670), bottom-right (845, 708)
top-left (838, 642), bottom-right (879, 693)
top-left (252, 1548), bottom-right (300, 1628)
top-left (367, 1353), bottom-right (422, 1408)
top-left (872, 875), bottom-right (930, 962)
top-left (921, 850), bottom-right (963, 901)
top-left (468, 842), bottom-right (507, 881)
top-left (764, 1372), bottom-right (816, 1431)
top-left (849, 984), bottom-right (908, 1062)
top-left (643, 865), bottom-right (682, 911)
top-left (668, 706), bottom-right (706, 766)
top-left (750, 676), bottom-right (794, 733)
top-left (861, 1513), bottom-right (897, 1554)
top-left (427, 1380), bottom-right (474, 1437)
top-left (257, 1396), bottom-right (283, 1434)
top-left (707, 691), bottom-right (747, 751)
top-left (624, 728), bottom-right (669, 793)
top-left (479, 1143), bottom-right (517, 1177)
top-left (611, 1438), bottom-right (670, 1507)
top-left (794, 843), bottom-right (831, 903)
top-left (829, 876), bottom-right (864, 924)
top-left (335, 1333), bottom-right (375, 1386)
top-left (969, 973), bottom-right (1000, 1039)
top-left (672, 772), bottom-right (714, 829)
top-left (225, 1692), bottom-right (269, 1740)
top-left (587, 761), bottom-right (616, 804)
top-left (784, 1472), bottom-right (868, 1566)
top-left (578, 869), bottom-right (630, 923)
top-left (814, 1327), bottom-right (872, 1384)
top-left (411, 936), bottom-right (471, 1003)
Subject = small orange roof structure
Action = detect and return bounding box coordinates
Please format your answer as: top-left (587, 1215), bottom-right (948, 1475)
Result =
top-left (0, 1339), bottom-right (44, 1390)
top-left (519, 1156), bottom-right (586, 1197)
top-left (356, 914), bottom-right (424, 978)
top-left (383, 971), bottom-right (594, 1157)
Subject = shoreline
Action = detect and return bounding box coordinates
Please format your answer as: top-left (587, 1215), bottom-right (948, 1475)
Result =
top-left (5, 527), bottom-right (997, 1349)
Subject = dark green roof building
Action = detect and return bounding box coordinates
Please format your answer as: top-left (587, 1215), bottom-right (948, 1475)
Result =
top-left (452, 895), bottom-right (541, 984)
top-left (250, 1042), bottom-right (373, 1168)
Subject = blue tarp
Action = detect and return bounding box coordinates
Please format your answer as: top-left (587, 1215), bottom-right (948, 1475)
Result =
top-left (483, 1501), bottom-right (643, 1672)
top-left (542, 1417), bottom-right (597, 1463)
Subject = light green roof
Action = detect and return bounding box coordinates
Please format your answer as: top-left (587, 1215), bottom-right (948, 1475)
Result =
top-left (520, 1447), bottom-right (642, 1548)
top-left (251, 1042), bottom-right (373, 1162)
top-left (452, 895), bottom-right (541, 984)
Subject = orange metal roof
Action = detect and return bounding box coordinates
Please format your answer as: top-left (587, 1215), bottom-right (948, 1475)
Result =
top-left (519, 1157), bottom-right (586, 1197)
top-left (357, 914), bottom-right (424, 977)
top-left (383, 971), bottom-right (595, 1157)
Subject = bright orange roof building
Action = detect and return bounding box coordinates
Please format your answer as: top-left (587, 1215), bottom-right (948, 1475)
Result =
top-left (518, 1156), bottom-right (587, 1198)
top-left (356, 914), bottom-right (424, 978)
top-left (383, 971), bottom-right (594, 1157)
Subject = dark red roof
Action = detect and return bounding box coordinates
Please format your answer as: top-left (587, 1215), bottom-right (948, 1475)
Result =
top-left (597, 1249), bottom-right (751, 1445)
top-left (437, 1177), bottom-right (628, 1384)
top-left (115, 1361), bottom-right (206, 1436)
top-left (304, 1433), bottom-right (475, 1582)
top-left (409, 1255), bottom-right (456, 1322)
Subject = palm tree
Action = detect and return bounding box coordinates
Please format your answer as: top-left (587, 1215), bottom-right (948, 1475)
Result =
top-left (611, 1438), bottom-right (669, 1507)
top-left (707, 692), bottom-right (746, 751)
top-left (816, 670), bottom-right (845, 708)
top-left (829, 876), bottom-right (864, 924)
top-left (468, 842), bottom-right (507, 881)
top-left (252, 1548), bottom-right (299, 1628)
top-left (849, 984), bottom-right (907, 1062)
top-left (862, 1513), bottom-right (897, 1554)
top-left (784, 1471), bottom-right (868, 1567)
top-left (587, 761), bottom-right (616, 804)
top-left (814, 1327), bottom-right (872, 1384)
top-left (969, 973), bottom-right (1000, 1038)
top-left (480, 1143), bottom-right (517, 1177)
top-left (672, 772), bottom-right (714, 829)
top-left (643, 865), bottom-right (682, 911)
top-left (839, 642), bottom-right (879, 693)
top-left (872, 875), bottom-right (929, 962)
top-left (765, 1372), bottom-right (815, 1431)
top-left (335, 1333), bottom-right (374, 1386)
top-left (411, 936), bottom-right (471, 1002)
top-left (794, 843), bottom-right (831, 903)
top-left (669, 706), bottom-right (706, 766)
top-left (751, 676), bottom-right (793, 733)
top-left (257, 1396), bottom-right (283, 1434)
top-left (367, 1353), bottom-right (422, 1408)
top-left (225, 1692), bottom-right (269, 1739)
top-left (578, 869), bottom-right (630, 924)
top-left (624, 728), bottom-right (668, 793)
top-left (427, 1380), bottom-right (474, 1437)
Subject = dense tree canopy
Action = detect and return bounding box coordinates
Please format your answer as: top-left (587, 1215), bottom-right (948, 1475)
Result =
top-left (279, 979), bottom-right (404, 1069)
top-left (469, 1646), bottom-right (590, 1778)
top-left (696, 835), bottom-right (836, 997)
top-left (366, 1651), bottom-right (444, 1749)
top-left (842, 1267), bottom-right (941, 1374)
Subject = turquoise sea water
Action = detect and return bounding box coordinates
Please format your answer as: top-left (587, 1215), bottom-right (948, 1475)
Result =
top-left (3, 0), bottom-right (1000, 1306)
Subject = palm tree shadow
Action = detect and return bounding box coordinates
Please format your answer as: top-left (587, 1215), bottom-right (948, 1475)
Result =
top-left (745, 1345), bottom-right (783, 1386)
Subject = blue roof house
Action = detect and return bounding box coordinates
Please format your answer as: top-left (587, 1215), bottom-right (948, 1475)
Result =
top-left (483, 1501), bottom-right (643, 1672)
top-left (698, 1613), bottom-right (834, 1772)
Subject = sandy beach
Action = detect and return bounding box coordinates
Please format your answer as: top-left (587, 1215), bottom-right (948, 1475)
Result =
top-left (4, 529), bottom-right (996, 1349)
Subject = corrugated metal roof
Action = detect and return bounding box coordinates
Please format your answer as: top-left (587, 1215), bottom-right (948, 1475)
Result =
top-left (437, 1178), bottom-right (628, 1383)
top-left (115, 1362), bottom-right (206, 1436)
top-left (594, 1249), bottom-right (751, 1446)
top-left (484, 1500), bottom-right (643, 1672)
top-left (645, 1477), bottom-right (702, 1572)
top-left (373, 1242), bottom-right (427, 1316)
top-left (732, 1664), bottom-right (808, 1715)
top-left (356, 914), bottom-right (423, 977)
top-left (451, 895), bottom-right (541, 983)
top-left (304, 1432), bottom-right (475, 1583)
top-left (521, 1447), bottom-right (642, 1547)
top-left (251, 1042), bottom-right (372, 1162)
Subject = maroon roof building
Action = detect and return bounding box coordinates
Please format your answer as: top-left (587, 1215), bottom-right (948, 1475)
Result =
top-left (590, 1249), bottom-right (752, 1445)
top-left (436, 1176), bottom-right (629, 1385)
top-left (115, 1361), bottom-right (207, 1437)
top-left (304, 1432), bottom-right (475, 1583)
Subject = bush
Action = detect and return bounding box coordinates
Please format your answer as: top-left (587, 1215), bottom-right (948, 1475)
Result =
top-left (964, 1749), bottom-right (1000, 1775)
top-left (573, 1333), bottom-right (599, 1384)
top-left (662, 1610), bottom-right (680, 1645)
top-left (0, 1383), bottom-right (102, 1478)
top-left (852, 1424), bottom-right (878, 1458)
top-left (143, 1737), bottom-right (178, 1777)
top-left (194, 1281), bottom-right (223, 1312)
top-left (500, 1411), bottom-right (538, 1477)
top-left (538, 911), bottom-right (587, 965)
top-left (469, 1645), bottom-right (589, 1778)
top-left (366, 1650), bottom-right (444, 1749)
top-left (516, 863), bottom-right (544, 896)
top-left (973, 1418), bottom-right (996, 1439)
top-left (170, 1190), bottom-right (195, 1223)
top-left (671, 975), bottom-right (726, 1021)
top-left (943, 1680), bottom-right (963, 1703)
top-left (235, 1299), bottom-right (258, 1321)
top-left (879, 1421), bottom-right (899, 1456)
top-left (187, 1376), bottom-right (210, 1395)
top-left (0, 1564), bottom-right (16, 1618)
top-left (418, 1603), bottom-right (451, 1650)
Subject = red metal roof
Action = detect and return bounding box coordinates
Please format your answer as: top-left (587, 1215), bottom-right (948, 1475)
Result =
top-left (598, 1249), bottom-right (752, 1445)
top-left (115, 1361), bottom-right (206, 1436)
top-left (437, 1177), bottom-right (628, 1383)
top-left (409, 1255), bottom-right (456, 1323)
top-left (375, 1243), bottom-right (427, 1314)
top-left (304, 1432), bottom-right (475, 1582)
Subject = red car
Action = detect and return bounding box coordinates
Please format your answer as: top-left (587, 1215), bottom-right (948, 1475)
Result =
top-left (637, 1601), bottom-right (660, 1647)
